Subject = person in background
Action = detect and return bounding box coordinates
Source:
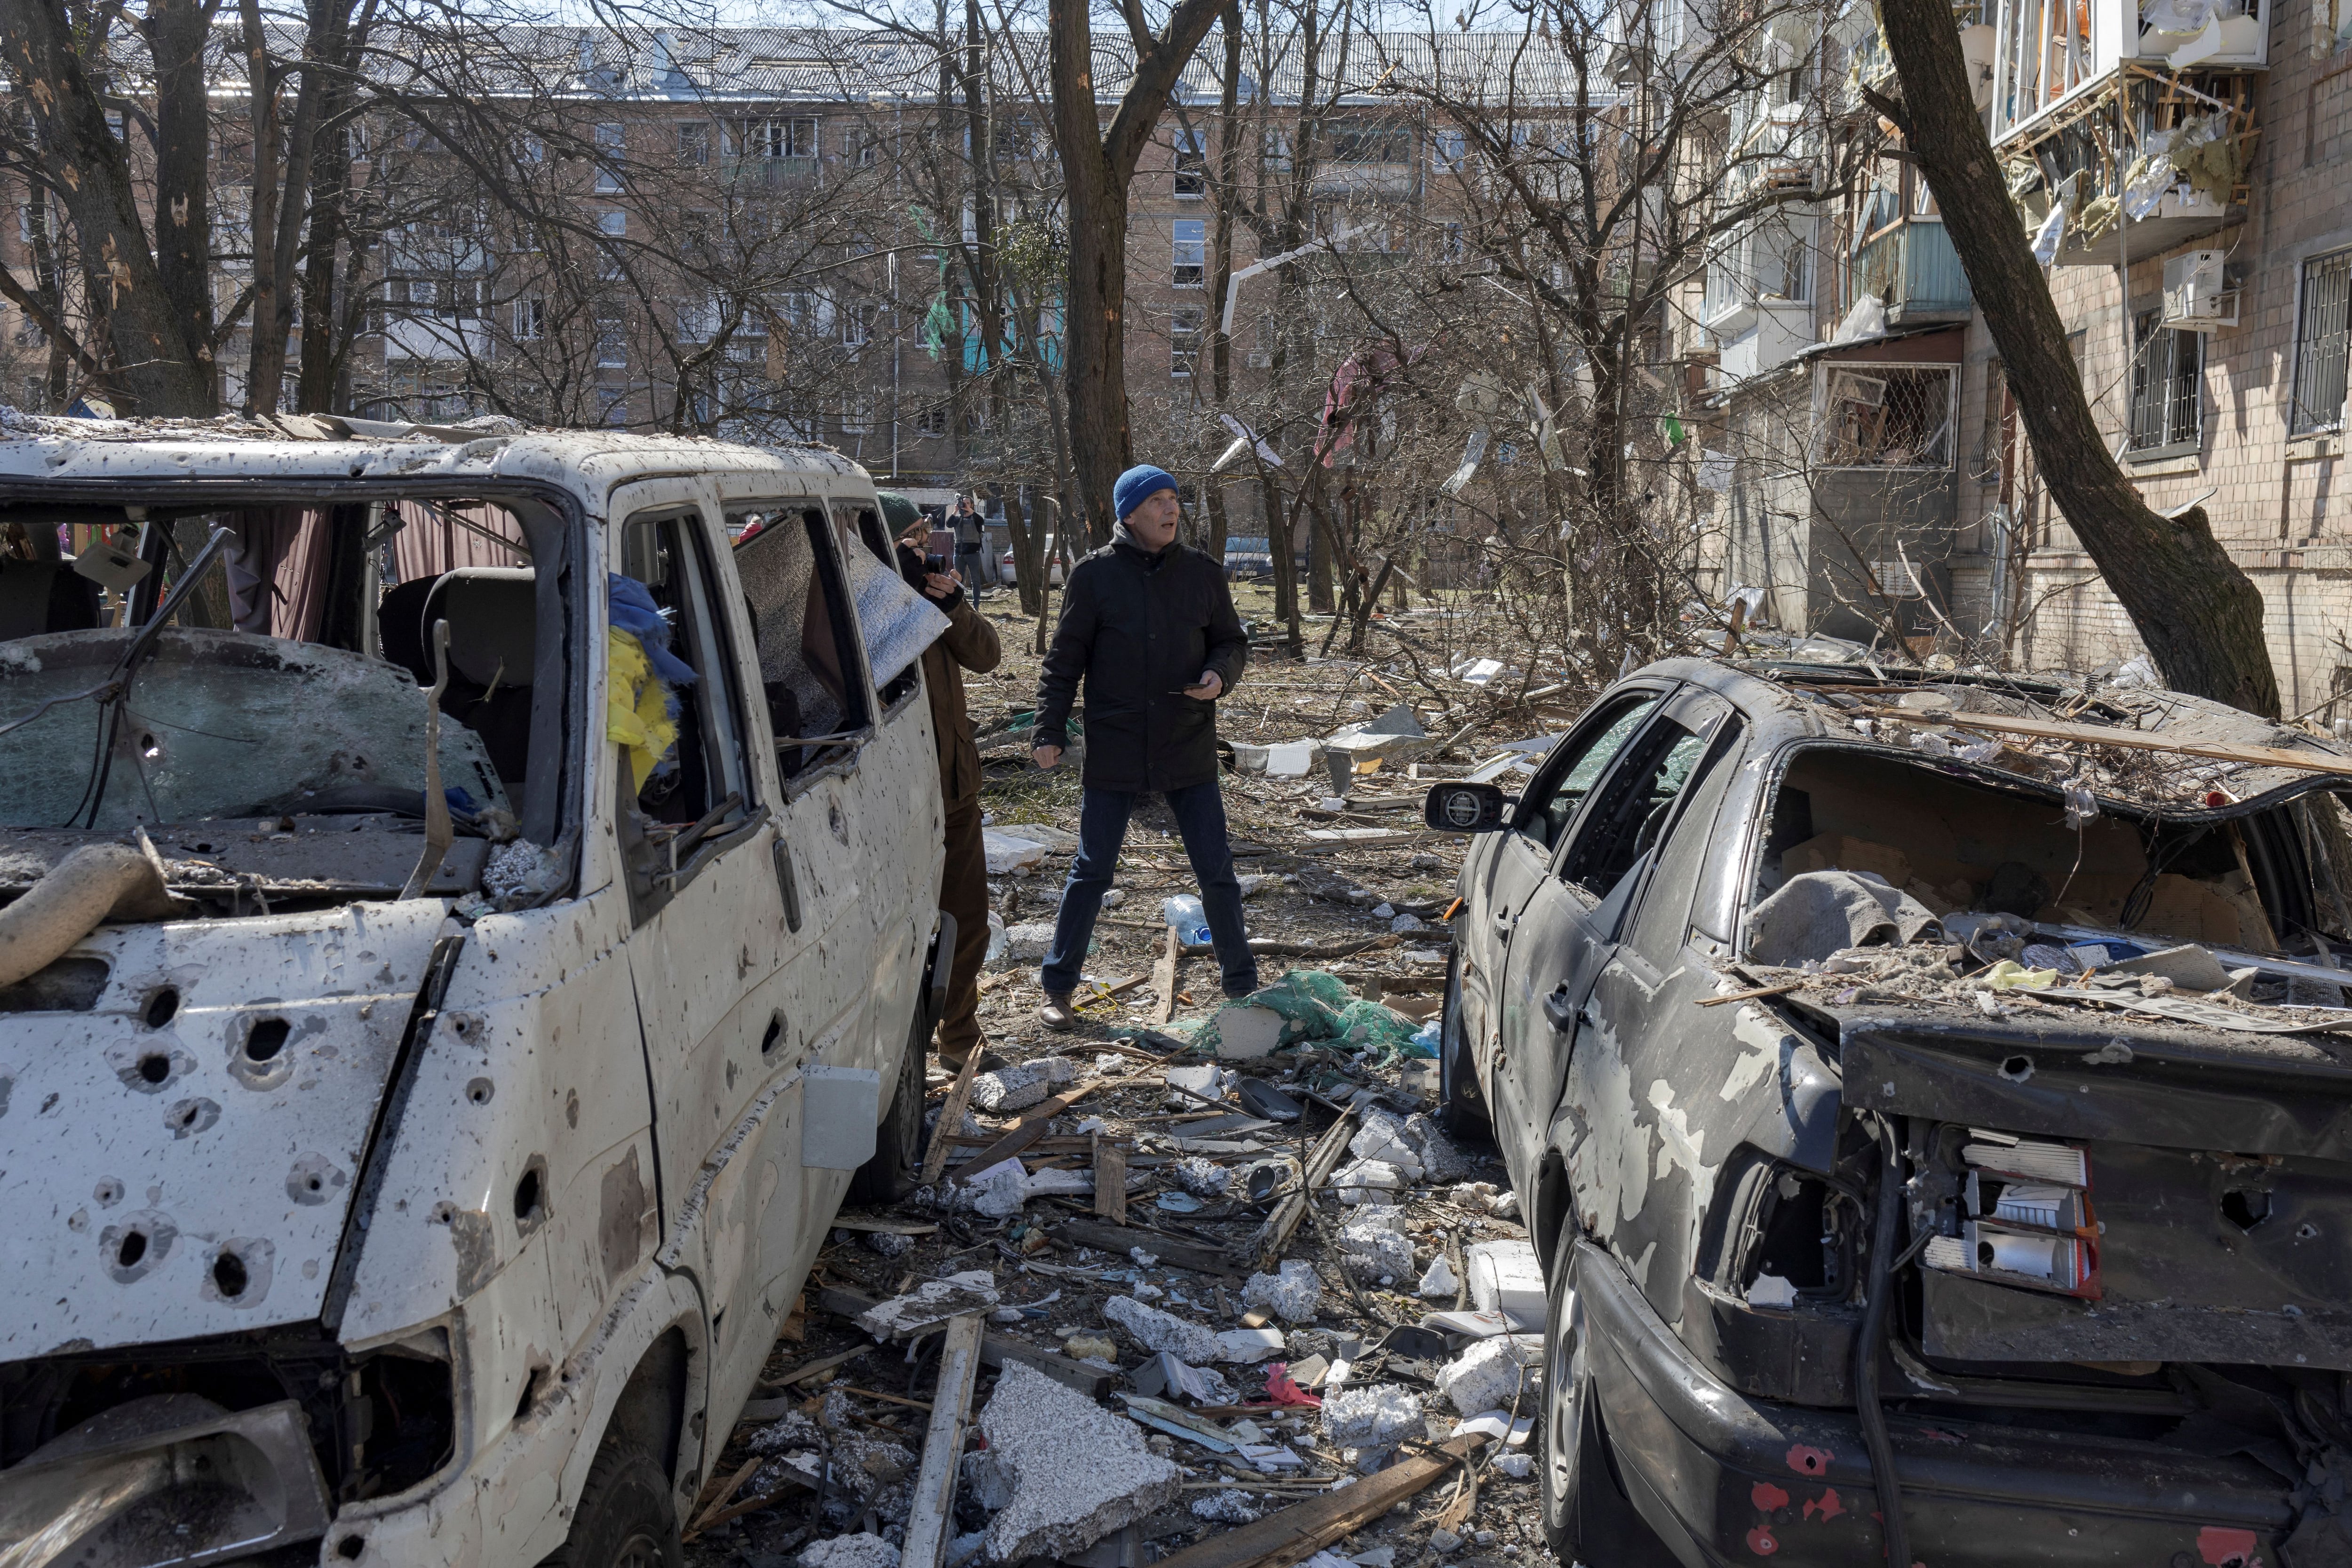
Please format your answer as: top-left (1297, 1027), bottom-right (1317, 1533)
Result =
top-left (952, 495), bottom-right (987, 598)
top-left (1031, 465), bottom-right (1253, 1029)
top-left (884, 491), bottom-right (1004, 1071)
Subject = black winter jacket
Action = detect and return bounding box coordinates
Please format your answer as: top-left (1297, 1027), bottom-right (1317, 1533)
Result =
top-left (1033, 535), bottom-right (1248, 792)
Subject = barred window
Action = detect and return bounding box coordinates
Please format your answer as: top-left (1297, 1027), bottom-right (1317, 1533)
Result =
top-left (1818, 365), bottom-right (1955, 468)
top-left (2293, 249), bottom-right (2352, 436)
top-left (2129, 310), bottom-right (2202, 451)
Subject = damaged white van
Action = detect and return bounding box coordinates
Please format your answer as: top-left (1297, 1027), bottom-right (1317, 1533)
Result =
top-left (0, 415), bottom-right (950, 1568)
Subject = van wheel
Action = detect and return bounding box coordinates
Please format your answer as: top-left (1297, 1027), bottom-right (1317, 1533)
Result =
top-left (543, 1439), bottom-right (680, 1568)
top-left (1539, 1233), bottom-right (1676, 1567)
top-left (1437, 950), bottom-right (1492, 1143)
top-left (846, 1011), bottom-right (927, 1205)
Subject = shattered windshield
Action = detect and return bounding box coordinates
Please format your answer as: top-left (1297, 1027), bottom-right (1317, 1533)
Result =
top-left (0, 493), bottom-right (571, 912)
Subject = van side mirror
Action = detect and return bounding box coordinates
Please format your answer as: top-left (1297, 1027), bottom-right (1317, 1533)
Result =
top-left (1425, 781), bottom-right (1508, 833)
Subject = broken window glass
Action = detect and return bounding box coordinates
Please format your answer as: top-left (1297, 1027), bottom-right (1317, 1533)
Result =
top-left (730, 500), bottom-right (868, 779)
top-left (1512, 692), bottom-right (1662, 851)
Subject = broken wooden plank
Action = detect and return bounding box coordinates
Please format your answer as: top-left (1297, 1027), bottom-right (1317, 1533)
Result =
top-left (756, 1344), bottom-right (868, 1392)
top-left (951, 1065), bottom-right (1159, 1181)
top-left (1257, 1106), bottom-right (1360, 1271)
top-left (1861, 705), bottom-right (2352, 779)
top-left (1094, 1133), bottom-right (1128, 1226)
top-left (920, 1038), bottom-right (989, 1186)
top-left (1694, 979), bottom-right (1808, 1007)
top-left (1052, 1217), bottom-right (1239, 1278)
top-left (683, 1457), bottom-right (762, 1541)
top-left (1152, 923), bottom-right (1182, 1026)
top-left (901, 1311), bottom-right (986, 1568)
top-left (1147, 1437), bottom-right (1479, 1568)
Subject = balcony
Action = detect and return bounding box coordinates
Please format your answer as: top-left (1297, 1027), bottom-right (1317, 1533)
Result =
top-left (1851, 219), bottom-right (1974, 325)
top-left (1991, 0), bottom-right (2265, 144)
top-left (720, 155), bottom-right (819, 188)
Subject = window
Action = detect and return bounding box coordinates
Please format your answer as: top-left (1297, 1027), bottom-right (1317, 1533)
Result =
top-left (1560, 717), bottom-right (1711, 899)
top-left (2292, 249), bottom-right (2352, 436)
top-left (1171, 306), bottom-right (1203, 377)
top-left (600, 387), bottom-right (630, 426)
top-left (512, 296), bottom-right (544, 340)
top-left (1263, 129), bottom-right (1293, 172)
top-left (677, 297), bottom-right (719, 344)
top-left (596, 314), bottom-right (628, 368)
top-left (514, 132), bottom-right (544, 165)
top-left (852, 126), bottom-right (882, 166)
top-left (614, 509), bottom-right (752, 873)
top-left (839, 301), bottom-right (875, 348)
top-left (1818, 365), bottom-right (1955, 467)
top-left (1432, 128), bottom-right (1468, 172)
top-left (1174, 127), bottom-right (1207, 198)
top-left (594, 122), bottom-right (624, 191)
top-left (1624, 724), bottom-right (1740, 964)
top-left (2129, 310), bottom-right (2202, 452)
top-left (780, 291), bottom-right (821, 338)
top-left (1442, 222), bottom-right (1465, 261)
top-left (741, 117), bottom-right (818, 160)
top-left (841, 394), bottom-right (876, 436)
top-left (728, 498), bottom-right (871, 780)
top-left (599, 210), bottom-right (627, 238)
top-left (1332, 126), bottom-right (1411, 163)
top-left (1513, 693), bottom-right (1663, 850)
top-left (678, 122), bottom-right (711, 166)
top-left (1172, 220), bottom-right (1206, 287)
top-left (915, 406), bottom-right (948, 438)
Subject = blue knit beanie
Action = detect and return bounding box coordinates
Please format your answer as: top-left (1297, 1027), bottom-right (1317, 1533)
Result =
top-left (1113, 464), bottom-right (1178, 522)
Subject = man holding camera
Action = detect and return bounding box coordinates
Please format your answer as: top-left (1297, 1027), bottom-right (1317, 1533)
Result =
top-left (886, 492), bottom-right (1003, 1070)
top-left (1032, 465), bottom-right (1254, 1029)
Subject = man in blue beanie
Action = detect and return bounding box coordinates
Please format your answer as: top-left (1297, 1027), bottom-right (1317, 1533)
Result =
top-left (1031, 465), bottom-right (1253, 1027)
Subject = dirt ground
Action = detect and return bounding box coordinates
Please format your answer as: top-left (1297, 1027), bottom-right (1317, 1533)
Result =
top-left (681, 580), bottom-right (1565, 1568)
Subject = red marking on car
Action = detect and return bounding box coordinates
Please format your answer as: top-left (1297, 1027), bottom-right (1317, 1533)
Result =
top-left (1805, 1488), bottom-right (1845, 1522)
top-left (1752, 1482), bottom-right (1790, 1511)
top-left (1747, 1528), bottom-right (1779, 1556)
top-left (2199, 1527), bottom-right (2260, 1568)
top-left (1787, 1444), bottom-right (1833, 1475)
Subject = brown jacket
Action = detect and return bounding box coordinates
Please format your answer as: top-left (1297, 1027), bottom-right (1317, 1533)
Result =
top-left (902, 546), bottom-right (1002, 802)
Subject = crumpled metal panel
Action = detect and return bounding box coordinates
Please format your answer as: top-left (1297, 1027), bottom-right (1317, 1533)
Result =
top-left (0, 899), bottom-right (449, 1357)
top-left (0, 628), bottom-right (508, 830)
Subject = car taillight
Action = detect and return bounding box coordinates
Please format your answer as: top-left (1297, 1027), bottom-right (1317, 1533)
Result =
top-left (1919, 1130), bottom-right (2101, 1300)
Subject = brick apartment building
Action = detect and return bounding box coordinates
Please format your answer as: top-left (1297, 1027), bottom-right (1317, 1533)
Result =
top-left (1, 26), bottom-right (1583, 540)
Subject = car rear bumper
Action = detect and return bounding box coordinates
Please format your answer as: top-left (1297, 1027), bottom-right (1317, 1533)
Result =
top-left (1569, 1239), bottom-right (2293, 1567)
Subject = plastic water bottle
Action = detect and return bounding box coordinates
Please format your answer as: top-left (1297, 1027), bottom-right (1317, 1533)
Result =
top-left (984, 909), bottom-right (1008, 964)
top-left (1162, 894), bottom-right (1211, 946)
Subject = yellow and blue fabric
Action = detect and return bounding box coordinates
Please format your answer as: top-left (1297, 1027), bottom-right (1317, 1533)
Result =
top-left (605, 573), bottom-right (699, 793)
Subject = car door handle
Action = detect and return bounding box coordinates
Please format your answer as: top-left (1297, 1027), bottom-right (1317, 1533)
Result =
top-left (1542, 982), bottom-right (1576, 1032)
top-left (1493, 911), bottom-right (1516, 939)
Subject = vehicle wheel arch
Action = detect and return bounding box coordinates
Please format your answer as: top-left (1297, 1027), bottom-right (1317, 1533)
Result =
top-left (552, 1278), bottom-right (713, 1532)
top-left (1532, 1148), bottom-right (1575, 1282)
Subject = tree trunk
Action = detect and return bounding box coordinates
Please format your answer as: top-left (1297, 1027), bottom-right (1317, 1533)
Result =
top-left (1200, 5), bottom-right (1244, 568)
top-left (1048, 0), bottom-right (1228, 541)
top-left (1875, 0), bottom-right (2280, 717)
top-left (3, 0), bottom-right (217, 415)
top-left (294, 7), bottom-right (355, 413)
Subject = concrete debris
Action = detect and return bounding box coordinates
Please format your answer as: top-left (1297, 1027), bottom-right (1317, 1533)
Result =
top-left (801, 1534), bottom-right (902, 1568)
top-left (1492, 1452), bottom-right (1534, 1479)
top-left (1427, 1528), bottom-right (1463, 1554)
top-left (962, 1159), bottom-right (1030, 1219)
top-left (983, 829), bottom-right (1050, 874)
top-left (1331, 1158), bottom-right (1409, 1205)
top-left (1189, 1489), bottom-right (1263, 1524)
top-left (1063, 1334), bottom-right (1119, 1362)
top-left (1242, 1259), bottom-right (1324, 1323)
top-left (856, 1270), bottom-right (1001, 1338)
top-left (1102, 1295), bottom-right (1223, 1364)
top-left (1436, 1335), bottom-right (1542, 1417)
top-left (1170, 1156), bottom-right (1232, 1198)
top-left (1449, 1181), bottom-right (1500, 1210)
top-left (1213, 1003), bottom-right (1288, 1059)
top-left (946, 1533), bottom-right (988, 1568)
top-left (963, 1361), bottom-right (1184, 1562)
top-left (1129, 1351), bottom-right (1233, 1404)
top-left (1417, 1255), bottom-right (1460, 1299)
top-left (971, 1057), bottom-right (1076, 1114)
top-left (1163, 1063), bottom-right (1233, 1105)
top-left (1465, 1241), bottom-right (1545, 1330)
top-left (1320, 1384), bottom-right (1423, 1451)
top-left (747, 1410), bottom-right (825, 1454)
top-left (1337, 1219), bottom-right (1417, 1284)
top-left (1351, 1111), bottom-right (1425, 1180)
top-left (1404, 1114), bottom-right (1472, 1182)
top-left (1001, 921), bottom-right (1057, 961)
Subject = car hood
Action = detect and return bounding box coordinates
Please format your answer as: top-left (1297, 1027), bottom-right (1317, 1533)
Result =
top-left (0, 900), bottom-right (450, 1358)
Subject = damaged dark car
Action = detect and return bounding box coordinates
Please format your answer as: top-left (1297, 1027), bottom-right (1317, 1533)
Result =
top-left (1429, 654), bottom-right (2352, 1568)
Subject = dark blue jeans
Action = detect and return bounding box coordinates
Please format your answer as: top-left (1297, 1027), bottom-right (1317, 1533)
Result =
top-left (1041, 782), bottom-right (1258, 1000)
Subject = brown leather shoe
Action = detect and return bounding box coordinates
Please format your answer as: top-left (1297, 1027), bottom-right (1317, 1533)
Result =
top-left (940, 1043), bottom-right (1008, 1074)
top-left (1037, 994), bottom-right (1080, 1031)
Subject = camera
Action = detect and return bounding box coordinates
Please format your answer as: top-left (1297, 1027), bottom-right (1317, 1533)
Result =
top-left (925, 553), bottom-right (949, 574)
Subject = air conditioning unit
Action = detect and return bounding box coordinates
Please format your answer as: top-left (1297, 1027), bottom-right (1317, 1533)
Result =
top-left (2162, 249), bottom-right (2239, 331)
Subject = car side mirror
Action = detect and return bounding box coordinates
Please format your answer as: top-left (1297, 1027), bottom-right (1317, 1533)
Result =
top-left (1426, 781), bottom-right (1507, 832)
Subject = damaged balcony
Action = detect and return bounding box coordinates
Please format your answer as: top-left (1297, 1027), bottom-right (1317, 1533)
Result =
top-left (1991, 0), bottom-right (2264, 265)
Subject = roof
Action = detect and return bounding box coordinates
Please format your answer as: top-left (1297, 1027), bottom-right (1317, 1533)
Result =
top-left (14, 22), bottom-right (1603, 110)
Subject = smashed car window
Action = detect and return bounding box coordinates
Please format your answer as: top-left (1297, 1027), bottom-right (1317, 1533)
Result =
top-left (1514, 693), bottom-right (1661, 850)
top-left (1625, 726), bottom-right (1743, 963)
top-left (1562, 718), bottom-right (1711, 898)
top-left (617, 508), bottom-right (750, 825)
top-left (731, 500), bottom-right (869, 778)
top-left (0, 496), bottom-right (570, 911)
